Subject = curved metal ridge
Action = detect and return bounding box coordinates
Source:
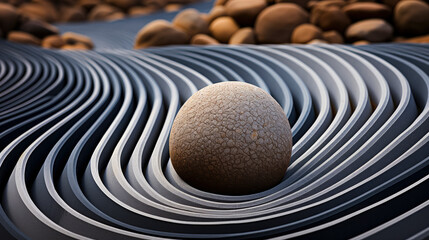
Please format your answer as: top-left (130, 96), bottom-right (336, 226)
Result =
top-left (0, 41), bottom-right (428, 239)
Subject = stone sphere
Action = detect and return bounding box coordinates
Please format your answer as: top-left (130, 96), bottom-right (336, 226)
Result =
top-left (169, 82), bottom-right (292, 195)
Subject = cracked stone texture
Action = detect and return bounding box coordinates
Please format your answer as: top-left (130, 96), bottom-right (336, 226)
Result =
top-left (169, 82), bottom-right (292, 195)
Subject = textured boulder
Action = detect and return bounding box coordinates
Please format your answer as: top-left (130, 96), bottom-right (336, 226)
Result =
top-left (229, 27), bottom-right (256, 44)
top-left (394, 0), bottom-right (429, 36)
top-left (209, 16), bottom-right (240, 43)
top-left (346, 19), bottom-right (393, 42)
top-left (173, 8), bottom-right (209, 37)
top-left (311, 5), bottom-right (350, 33)
top-left (343, 2), bottom-right (391, 22)
top-left (42, 35), bottom-right (65, 48)
top-left (19, 19), bottom-right (59, 39)
top-left (291, 23), bottom-right (323, 43)
top-left (0, 3), bottom-right (19, 35)
top-left (225, 0), bottom-right (267, 26)
top-left (255, 3), bottom-right (309, 43)
top-left (322, 30), bottom-right (344, 43)
top-left (134, 20), bottom-right (189, 48)
top-left (170, 82), bottom-right (292, 195)
top-left (62, 32), bottom-right (94, 49)
top-left (8, 31), bottom-right (41, 45)
top-left (191, 34), bottom-right (219, 45)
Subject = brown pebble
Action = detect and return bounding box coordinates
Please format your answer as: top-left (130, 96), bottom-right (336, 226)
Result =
top-left (173, 8), bottom-right (209, 37)
top-left (60, 6), bottom-right (86, 22)
top-left (208, 6), bottom-right (228, 23)
top-left (88, 4), bottom-right (124, 21)
top-left (291, 23), bottom-right (323, 43)
top-left (42, 35), bottom-right (65, 48)
top-left (225, 0), bottom-right (267, 26)
top-left (229, 27), bottom-right (256, 44)
top-left (18, 2), bottom-right (58, 22)
top-left (128, 6), bottom-right (158, 16)
top-left (343, 2), bottom-right (391, 22)
top-left (255, 3), bottom-right (309, 44)
top-left (322, 30), bottom-right (344, 43)
top-left (62, 32), bottom-right (94, 49)
top-left (311, 5), bottom-right (350, 33)
top-left (0, 3), bottom-right (19, 35)
top-left (7, 31), bottom-right (41, 45)
top-left (209, 16), bottom-right (240, 43)
top-left (191, 34), bottom-right (220, 45)
top-left (346, 18), bottom-right (393, 42)
top-left (165, 4), bottom-right (183, 12)
top-left (394, 0), bottom-right (429, 36)
top-left (134, 20), bottom-right (189, 48)
top-left (19, 19), bottom-right (59, 39)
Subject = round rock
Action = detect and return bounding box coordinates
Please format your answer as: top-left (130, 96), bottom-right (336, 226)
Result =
top-left (134, 20), bottom-right (189, 48)
top-left (88, 4), bottom-right (125, 21)
top-left (62, 32), bottom-right (94, 49)
top-left (191, 34), bottom-right (219, 45)
top-left (311, 5), bottom-right (350, 33)
top-left (8, 31), bottom-right (41, 45)
top-left (209, 16), bottom-right (240, 43)
top-left (255, 3), bottom-right (309, 44)
top-left (291, 23), bottom-right (323, 43)
top-left (170, 82), bottom-right (292, 195)
top-left (42, 35), bottom-right (65, 48)
top-left (229, 27), bottom-right (256, 44)
top-left (346, 18), bottom-right (393, 42)
top-left (394, 0), bottom-right (429, 36)
top-left (172, 8), bottom-right (209, 37)
top-left (322, 30), bottom-right (344, 43)
top-left (343, 2), bottom-right (391, 22)
top-left (225, 0), bottom-right (267, 26)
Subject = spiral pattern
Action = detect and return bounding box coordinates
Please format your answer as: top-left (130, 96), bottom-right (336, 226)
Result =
top-left (1, 16), bottom-right (429, 239)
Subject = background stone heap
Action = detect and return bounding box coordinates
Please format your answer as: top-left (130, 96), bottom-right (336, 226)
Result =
top-left (134, 0), bottom-right (429, 48)
top-left (0, 0), bottom-right (200, 49)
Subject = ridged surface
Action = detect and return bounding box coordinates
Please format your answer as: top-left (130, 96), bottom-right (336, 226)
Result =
top-left (1, 2), bottom-right (429, 238)
top-left (1, 41), bottom-right (428, 239)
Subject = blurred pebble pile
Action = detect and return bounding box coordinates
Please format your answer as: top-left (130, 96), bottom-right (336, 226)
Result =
top-left (0, 0), bottom-right (201, 49)
top-left (134, 0), bottom-right (429, 48)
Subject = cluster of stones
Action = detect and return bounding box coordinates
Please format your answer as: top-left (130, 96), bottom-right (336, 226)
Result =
top-left (1, 0), bottom-right (199, 23)
top-left (135, 0), bottom-right (429, 48)
top-left (0, 2), bottom-right (94, 49)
